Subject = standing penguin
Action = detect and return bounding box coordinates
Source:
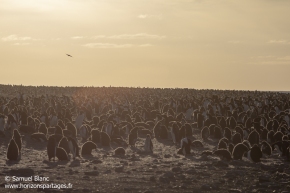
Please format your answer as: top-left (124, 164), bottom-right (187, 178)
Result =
top-left (128, 127), bottom-right (138, 147)
top-left (81, 141), bottom-right (97, 155)
top-left (261, 141), bottom-right (272, 156)
top-left (67, 137), bottom-right (80, 160)
top-left (159, 125), bottom-right (168, 139)
top-left (58, 137), bottom-right (70, 155)
top-left (224, 127), bottom-right (232, 141)
top-left (56, 147), bottom-right (69, 161)
top-left (49, 112), bottom-right (58, 127)
top-left (177, 137), bottom-right (192, 155)
top-left (12, 129), bottom-right (22, 152)
top-left (7, 138), bottom-right (19, 161)
top-left (7, 114), bottom-right (18, 131)
top-left (232, 133), bottom-right (242, 145)
top-left (38, 123), bottom-right (48, 135)
top-left (80, 124), bottom-right (90, 142)
top-left (54, 125), bottom-right (63, 136)
top-left (105, 122), bottom-right (113, 136)
top-left (100, 131), bottom-right (111, 146)
top-left (248, 130), bottom-right (260, 146)
top-left (218, 138), bottom-right (228, 149)
top-left (171, 123), bottom-right (180, 144)
top-left (47, 135), bottom-right (57, 161)
top-left (197, 113), bottom-right (204, 129)
top-left (0, 114), bottom-right (6, 137)
top-left (232, 143), bottom-right (248, 160)
top-left (247, 144), bottom-right (263, 162)
top-left (201, 126), bottom-right (209, 141)
top-left (91, 129), bottom-right (101, 144)
top-left (144, 134), bottom-right (153, 153)
top-left (66, 122), bottom-right (77, 137)
top-left (75, 111), bottom-right (85, 130)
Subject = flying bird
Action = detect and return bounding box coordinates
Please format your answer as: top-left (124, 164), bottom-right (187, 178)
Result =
top-left (66, 54), bottom-right (72, 57)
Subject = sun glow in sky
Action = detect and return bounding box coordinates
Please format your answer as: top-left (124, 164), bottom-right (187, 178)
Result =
top-left (1, 0), bottom-right (290, 90)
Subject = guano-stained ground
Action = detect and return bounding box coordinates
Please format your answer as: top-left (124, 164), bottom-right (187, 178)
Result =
top-left (0, 128), bottom-right (289, 193)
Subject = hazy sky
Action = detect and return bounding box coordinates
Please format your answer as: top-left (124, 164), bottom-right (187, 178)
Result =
top-left (1, 0), bottom-right (290, 91)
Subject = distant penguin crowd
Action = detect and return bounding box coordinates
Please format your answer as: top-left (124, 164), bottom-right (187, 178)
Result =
top-left (0, 85), bottom-right (289, 164)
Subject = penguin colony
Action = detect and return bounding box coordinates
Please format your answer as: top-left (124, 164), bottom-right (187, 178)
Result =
top-left (0, 85), bottom-right (289, 165)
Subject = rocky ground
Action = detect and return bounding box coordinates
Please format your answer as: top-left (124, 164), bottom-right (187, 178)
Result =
top-left (1, 128), bottom-right (290, 193)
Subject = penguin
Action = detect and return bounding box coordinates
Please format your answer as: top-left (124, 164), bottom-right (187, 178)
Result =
top-left (213, 149), bottom-right (232, 161)
top-left (177, 137), bottom-right (192, 155)
top-left (219, 116), bottom-right (227, 129)
top-left (144, 134), bottom-right (153, 153)
top-left (232, 143), bottom-right (248, 160)
top-left (228, 143), bottom-right (234, 154)
top-left (91, 116), bottom-right (99, 128)
top-left (179, 125), bottom-right (186, 140)
top-left (58, 120), bottom-right (65, 130)
top-left (242, 140), bottom-right (251, 150)
top-left (214, 126), bottom-right (223, 139)
top-left (218, 138), bottom-right (227, 149)
top-left (58, 137), bottom-right (70, 155)
top-left (128, 127), bottom-right (138, 147)
top-left (100, 131), bottom-right (111, 146)
top-left (7, 114), bottom-right (18, 131)
top-left (260, 128), bottom-right (268, 140)
top-left (159, 125), bottom-right (168, 139)
top-left (54, 125), bottom-right (63, 136)
top-left (67, 137), bottom-right (80, 160)
top-left (31, 132), bottom-right (47, 142)
top-left (243, 128), bottom-right (250, 140)
top-left (12, 129), bottom-right (22, 152)
top-left (81, 141), bottom-right (97, 155)
top-left (49, 113), bottom-right (58, 127)
top-left (7, 138), bottom-right (19, 161)
top-left (247, 144), bottom-right (263, 162)
top-left (220, 137), bottom-right (229, 144)
top-left (38, 123), bottom-right (48, 135)
top-left (232, 133), bottom-right (242, 145)
top-left (208, 124), bottom-right (216, 136)
top-left (47, 135), bottom-right (57, 161)
top-left (56, 147), bottom-right (69, 161)
top-left (75, 111), bottom-right (85, 130)
top-left (273, 131), bottom-right (283, 142)
top-left (80, 124), bottom-right (90, 141)
top-left (0, 114), bottom-right (6, 137)
top-left (66, 122), bottom-right (77, 137)
top-left (248, 130), bottom-right (260, 146)
top-left (105, 122), bottom-right (113, 136)
top-left (184, 123), bottom-right (192, 137)
top-left (235, 126), bottom-right (244, 139)
top-left (267, 130), bottom-right (275, 144)
top-left (91, 129), bottom-right (101, 144)
top-left (260, 141), bottom-right (272, 156)
top-left (114, 147), bottom-right (126, 156)
top-left (201, 126), bottom-right (209, 141)
top-left (229, 116), bottom-right (237, 130)
top-left (224, 127), bottom-right (232, 141)
top-left (197, 113), bottom-right (204, 129)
